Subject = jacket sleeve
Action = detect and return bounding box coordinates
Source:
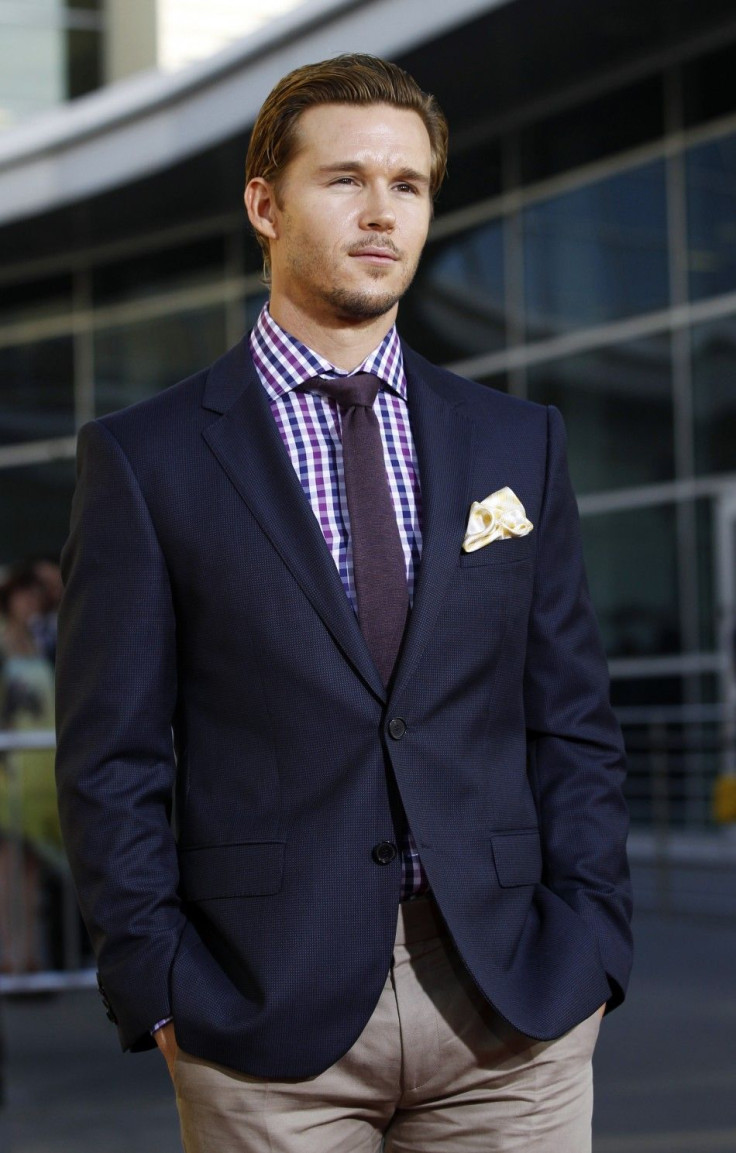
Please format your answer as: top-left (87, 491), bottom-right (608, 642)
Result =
top-left (55, 419), bottom-right (186, 1051)
top-left (523, 405), bottom-right (633, 1010)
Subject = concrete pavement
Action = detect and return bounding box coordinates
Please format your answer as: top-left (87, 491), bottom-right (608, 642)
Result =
top-left (2, 911), bottom-right (736, 1152)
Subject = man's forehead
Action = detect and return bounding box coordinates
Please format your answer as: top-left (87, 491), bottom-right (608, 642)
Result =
top-left (294, 102), bottom-right (431, 157)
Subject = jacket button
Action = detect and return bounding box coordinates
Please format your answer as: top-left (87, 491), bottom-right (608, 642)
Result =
top-left (388, 717), bottom-right (406, 740)
top-left (372, 841), bottom-right (398, 865)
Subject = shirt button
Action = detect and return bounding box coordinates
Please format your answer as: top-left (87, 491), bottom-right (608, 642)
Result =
top-left (372, 841), bottom-right (398, 865)
top-left (388, 717), bottom-right (407, 740)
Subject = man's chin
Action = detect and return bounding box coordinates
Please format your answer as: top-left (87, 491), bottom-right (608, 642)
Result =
top-left (326, 287), bottom-right (404, 323)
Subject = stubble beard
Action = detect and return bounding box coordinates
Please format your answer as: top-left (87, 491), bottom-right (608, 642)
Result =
top-left (288, 239), bottom-right (423, 323)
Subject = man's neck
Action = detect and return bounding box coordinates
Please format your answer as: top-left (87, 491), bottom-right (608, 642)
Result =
top-left (267, 295), bottom-right (397, 371)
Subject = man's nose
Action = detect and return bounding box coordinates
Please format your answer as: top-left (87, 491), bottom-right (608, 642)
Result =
top-left (359, 188), bottom-right (396, 230)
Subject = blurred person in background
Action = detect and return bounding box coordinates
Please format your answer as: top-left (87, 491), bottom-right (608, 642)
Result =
top-left (0, 565), bottom-right (59, 974)
top-left (29, 558), bottom-right (63, 667)
top-left (56, 54), bottom-right (632, 1153)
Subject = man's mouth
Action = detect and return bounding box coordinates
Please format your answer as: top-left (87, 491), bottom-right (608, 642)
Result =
top-left (349, 245), bottom-right (400, 264)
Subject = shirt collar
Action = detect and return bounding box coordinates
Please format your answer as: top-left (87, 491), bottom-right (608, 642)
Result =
top-left (250, 303), bottom-right (406, 403)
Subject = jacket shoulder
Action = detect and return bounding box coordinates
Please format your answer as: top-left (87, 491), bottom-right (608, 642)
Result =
top-left (402, 342), bottom-right (548, 427)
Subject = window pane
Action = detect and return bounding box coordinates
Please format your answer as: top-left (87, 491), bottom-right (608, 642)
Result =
top-left (521, 77), bottom-right (663, 185)
top-left (66, 26), bottom-right (102, 100)
top-left (686, 133), bottom-right (736, 302)
top-left (691, 316), bottom-right (736, 475)
top-left (0, 274), bottom-right (72, 324)
top-left (527, 336), bottom-right (674, 494)
top-left (581, 504), bottom-right (680, 659)
top-left (0, 20), bottom-right (64, 126)
top-left (683, 41), bottom-right (736, 129)
top-left (0, 458), bottom-right (76, 567)
top-left (400, 220), bottom-right (505, 363)
top-left (524, 161), bottom-right (669, 338)
top-left (437, 139), bottom-right (503, 216)
top-left (0, 338), bottom-right (75, 445)
top-left (94, 306), bottom-right (227, 415)
top-left (93, 237), bottom-right (225, 305)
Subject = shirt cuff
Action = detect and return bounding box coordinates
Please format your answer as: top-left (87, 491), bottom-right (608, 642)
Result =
top-left (151, 1016), bottom-right (173, 1035)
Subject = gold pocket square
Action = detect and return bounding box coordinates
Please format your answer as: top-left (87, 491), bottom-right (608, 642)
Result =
top-left (462, 487), bottom-right (533, 552)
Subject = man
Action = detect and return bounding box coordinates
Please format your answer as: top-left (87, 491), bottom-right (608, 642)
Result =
top-left (56, 54), bottom-right (633, 1152)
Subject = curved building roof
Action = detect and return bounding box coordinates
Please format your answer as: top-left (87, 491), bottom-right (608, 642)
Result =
top-left (0, 0), bottom-right (507, 228)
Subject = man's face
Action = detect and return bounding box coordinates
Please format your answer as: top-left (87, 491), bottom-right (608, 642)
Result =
top-left (264, 102), bottom-right (433, 325)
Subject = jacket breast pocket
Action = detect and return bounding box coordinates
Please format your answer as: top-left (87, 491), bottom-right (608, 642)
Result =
top-left (491, 830), bottom-right (542, 887)
top-left (459, 536), bottom-right (535, 568)
top-left (178, 841), bottom-right (285, 900)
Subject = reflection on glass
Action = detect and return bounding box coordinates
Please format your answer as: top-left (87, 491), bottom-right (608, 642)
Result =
top-left (0, 458), bottom-right (76, 566)
top-left (400, 220), bottom-right (504, 363)
top-left (686, 134), bottom-right (736, 301)
top-left (524, 160), bottom-right (669, 338)
top-left (581, 503), bottom-right (679, 658)
top-left (691, 317), bottom-right (736, 475)
top-left (0, 338), bottom-right (75, 445)
top-left (94, 307), bottom-right (227, 415)
top-left (527, 336), bottom-right (674, 493)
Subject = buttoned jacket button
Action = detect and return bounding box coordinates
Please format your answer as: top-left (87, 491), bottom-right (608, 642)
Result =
top-left (388, 717), bottom-right (407, 740)
top-left (372, 840), bottom-right (398, 865)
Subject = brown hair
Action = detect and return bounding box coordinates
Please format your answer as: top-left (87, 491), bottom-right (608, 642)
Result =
top-left (245, 54), bottom-right (448, 279)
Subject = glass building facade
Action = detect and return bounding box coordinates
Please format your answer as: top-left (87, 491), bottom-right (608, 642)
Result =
top-left (2, 4), bottom-right (736, 835)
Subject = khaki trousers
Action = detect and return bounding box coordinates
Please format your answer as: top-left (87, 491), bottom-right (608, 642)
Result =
top-left (175, 897), bottom-right (601, 1152)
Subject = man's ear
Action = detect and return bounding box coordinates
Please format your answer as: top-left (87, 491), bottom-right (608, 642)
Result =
top-left (244, 178), bottom-right (279, 242)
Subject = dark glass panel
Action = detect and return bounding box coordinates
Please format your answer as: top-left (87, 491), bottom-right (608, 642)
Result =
top-left (694, 498), bottom-right (715, 652)
top-left (400, 220), bottom-right (504, 363)
top-left (0, 338), bottom-right (75, 445)
top-left (94, 306), bottom-right (227, 415)
top-left (683, 39), bottom-right (736, 128)
top-left (524, 160), bottom-right (669, 338)
top-left (581, 503), bottom-right (680, 658)
top-left (686, 133), bottom-right (736, 301)
top-left (521, 77), bottom-right (663, 184)
top-left (66, 27), bottom-right (102, 100)
top-left (0, 458), bottom-right (76, 567)
top-left (93, 237), bottom-right (225, 305)
top-left (436, 139), bottom-right (503, 216)
top-left (527, 335), bottom-right (674, 494)
top-left (0, 275), bottom-right (73, 324)
top-left (691, 317), bottom-right (736, 475)
top-left (610, 677), bottom-right (684, 709)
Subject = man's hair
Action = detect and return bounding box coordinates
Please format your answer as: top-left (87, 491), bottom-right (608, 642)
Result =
top-left (245, 54), bottom-right (449, 280)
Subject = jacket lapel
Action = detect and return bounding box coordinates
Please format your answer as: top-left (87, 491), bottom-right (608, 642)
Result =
top-left (388, 346), bottom-right (475, 703)
top-left (201, 340), bottom-right (386, 702)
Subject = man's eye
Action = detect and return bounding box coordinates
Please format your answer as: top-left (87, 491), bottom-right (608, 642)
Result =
top-left (395, 183), bottom-right (418, 194)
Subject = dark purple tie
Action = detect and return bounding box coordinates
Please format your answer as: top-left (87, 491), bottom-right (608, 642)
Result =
top-left (300, 373), bottom-right (409, 686)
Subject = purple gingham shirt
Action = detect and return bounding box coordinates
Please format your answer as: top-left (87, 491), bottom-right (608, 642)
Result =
top-left (250, 303), bottom-right (428, 901)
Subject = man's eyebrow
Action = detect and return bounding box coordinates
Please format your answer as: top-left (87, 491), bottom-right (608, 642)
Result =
top-left (316, 162), bottom-right (430, 185)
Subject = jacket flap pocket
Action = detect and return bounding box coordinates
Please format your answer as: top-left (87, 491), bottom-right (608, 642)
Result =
top-left (178, 841), bottom-right (285, 900)
top-left (491, 830), bottom-right (542, 887)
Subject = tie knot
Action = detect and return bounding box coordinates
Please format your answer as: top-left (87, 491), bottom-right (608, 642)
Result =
top-left (302, 372), bottom-right (381, 411)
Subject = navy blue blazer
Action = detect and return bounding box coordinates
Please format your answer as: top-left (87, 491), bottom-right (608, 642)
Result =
top-left (55, 339), bottom-right (633, 1078)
